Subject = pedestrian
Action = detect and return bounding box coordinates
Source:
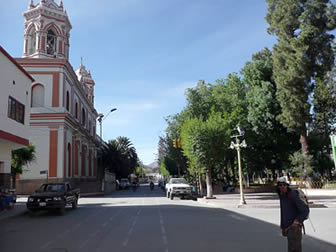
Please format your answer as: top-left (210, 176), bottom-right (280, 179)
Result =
top-left (276, 177), bottom-right (309, 252)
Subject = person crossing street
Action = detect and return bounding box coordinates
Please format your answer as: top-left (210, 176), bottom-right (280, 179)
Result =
top-left (276, 177), bottom-right (310, 252)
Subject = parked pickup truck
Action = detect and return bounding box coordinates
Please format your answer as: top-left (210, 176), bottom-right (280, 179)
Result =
top-left (165, 178), bottom-right (192, 200)
top-left (27, 182), bottom-right (80, 215)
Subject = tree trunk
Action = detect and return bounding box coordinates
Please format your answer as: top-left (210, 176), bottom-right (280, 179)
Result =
top-left (206, 169), bottom-right (213, 198)
top-left (198, 173), bottom-right (203, 196)
top-left (300, 125), bottom-right (309, 154)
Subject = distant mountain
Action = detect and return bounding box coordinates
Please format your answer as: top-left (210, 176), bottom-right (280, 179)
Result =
top-left (144, 161), bottom-right (159, 170)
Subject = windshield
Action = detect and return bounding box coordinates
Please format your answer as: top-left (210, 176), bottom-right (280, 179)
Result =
top-left (40, 184), bottom-right (65, 192)
top-left (120, 179), bottom-right (129, 183)
top-left (171, 178), bottom-right (187, 184)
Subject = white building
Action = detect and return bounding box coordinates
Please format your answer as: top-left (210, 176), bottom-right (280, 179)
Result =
top-left (0, 46), bottom-right (34, 189)
top-left (14, 0), bottom-right (100, 194)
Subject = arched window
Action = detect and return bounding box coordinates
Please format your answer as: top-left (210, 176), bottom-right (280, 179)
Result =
top-left (31, 84), bottom-right (45, 107)
top-left (75, 102), bottom-right (78, 119)
top-left (66, 91), bottom-right (70, 111)
top-left (29, 26), bottom-right (37, 55)
top-left (46, 29), bottom-right (57, 55)
top-left (82, 108), bottom-right (86, 126)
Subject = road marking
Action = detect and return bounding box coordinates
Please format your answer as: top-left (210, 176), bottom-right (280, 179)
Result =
top-left (162, 235), bottom-right (168, 245)
top-left (122, 209), bottom-right (141, 247)
top-left (40, 240), bottom-right (53, 250)
top-left (79, 230), bottom-right (100, 249)
top-left (229, 213), bottom-right (246, 221)
top-left (161, 225), bottom-right (166, 234)
top-left (158, 207), bottom-right (169, 248)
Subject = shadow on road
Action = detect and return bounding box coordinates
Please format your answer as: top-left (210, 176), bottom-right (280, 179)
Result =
top-left (1, 197), bottom-right (335, 252)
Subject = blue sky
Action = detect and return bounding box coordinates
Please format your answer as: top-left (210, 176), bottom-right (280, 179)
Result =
top-left (0, 0), bottom-right (276, 165)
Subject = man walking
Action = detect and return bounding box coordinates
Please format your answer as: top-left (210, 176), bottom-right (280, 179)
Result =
top-left (276, 177), bottom-right (309, 252)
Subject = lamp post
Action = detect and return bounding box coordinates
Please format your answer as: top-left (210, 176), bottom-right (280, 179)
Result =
top-left (97, 108), bottom-right (117, 192)
top-left (230, 126), bottom-right (247, 206)
top-left (97, 108), bottom-right (117, 143)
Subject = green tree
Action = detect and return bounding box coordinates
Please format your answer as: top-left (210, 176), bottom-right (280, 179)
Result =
top-left (243, 48), bottom-right (300, 178)
top-left (266, 0), bottom-right (336, 159)
top-left (310, 69), bottom-right (336, 177)
top-left (102, 137), bottom-right (139, 179)
top-left (181, 111), bottom-right (231, 198)
top-left (11, 143), bottom-right (36, 189)
top-left (160, 159), bottom-right (170, 177)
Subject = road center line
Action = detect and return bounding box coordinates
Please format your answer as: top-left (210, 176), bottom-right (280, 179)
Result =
top-left (122, 209), bottom-right (141, 247)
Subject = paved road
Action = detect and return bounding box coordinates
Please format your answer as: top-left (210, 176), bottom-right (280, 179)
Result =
top-left (0, 184), bottom-right (335, 252)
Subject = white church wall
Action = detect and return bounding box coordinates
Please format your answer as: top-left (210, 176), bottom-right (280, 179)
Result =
top-left (21, 127), bottom-right (50, 179)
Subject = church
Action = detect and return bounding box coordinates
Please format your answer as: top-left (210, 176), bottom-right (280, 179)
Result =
top-left (14, 0), bottom-right (101, 194)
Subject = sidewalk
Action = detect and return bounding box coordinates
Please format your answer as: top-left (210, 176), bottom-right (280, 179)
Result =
top-left (197, 189), bottom-right (336, 209)
top-left (0, 192), bottom-right (105, 221)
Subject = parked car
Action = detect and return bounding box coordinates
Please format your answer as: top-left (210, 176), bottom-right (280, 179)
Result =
top-left (27, 182), bottom-right (79, 215)
top-left (119, 178), bottom-right (130, 189)
top-left (165, 178), bottom-right (192, 200)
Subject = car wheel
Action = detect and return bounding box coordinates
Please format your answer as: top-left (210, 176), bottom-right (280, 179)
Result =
top-left (170, 193), bottom-right (174, 200)
top-left (72, 198), bottom-right (78, 209)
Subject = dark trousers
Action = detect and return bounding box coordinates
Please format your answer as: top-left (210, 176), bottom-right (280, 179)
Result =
top-left (287, 227), bottom-right (302, 252)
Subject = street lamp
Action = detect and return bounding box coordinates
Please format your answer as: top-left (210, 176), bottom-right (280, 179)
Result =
top-left (97, 108), bottom-right (117, 193)
top-left (230, 126), bottom-right (247, 206)
top-left (97, 108), bottom-right (117, 143)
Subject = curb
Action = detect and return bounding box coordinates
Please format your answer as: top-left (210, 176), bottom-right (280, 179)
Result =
top-left (197, 199), bottom-right (327, 209)
top-left (80, 192), bottom-right (105, 197)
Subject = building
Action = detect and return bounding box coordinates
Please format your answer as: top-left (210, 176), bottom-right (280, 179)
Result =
top-left (0, 46), bottom-right (34, 189)
top-left (14, 0), bottom-right (100, 194)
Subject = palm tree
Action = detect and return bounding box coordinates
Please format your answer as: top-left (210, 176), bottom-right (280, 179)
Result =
top-left (101, 137), bottom-right (139, 179)
top-left (116, 137), bottom-right (139, 178)
top-left (11, 143), bottom-right (36, 189)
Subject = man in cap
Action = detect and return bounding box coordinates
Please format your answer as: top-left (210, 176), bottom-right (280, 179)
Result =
top-left (276, 177), bottom-right (309, 252)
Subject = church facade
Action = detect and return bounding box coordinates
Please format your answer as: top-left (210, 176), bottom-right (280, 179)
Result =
top-left (15, 0), bottom-right (100, 194)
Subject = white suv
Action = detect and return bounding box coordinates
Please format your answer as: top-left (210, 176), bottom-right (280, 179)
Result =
top-left (165, 178), bottom-right (192, 200)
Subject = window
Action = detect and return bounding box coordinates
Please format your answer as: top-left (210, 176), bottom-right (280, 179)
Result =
top-left (46, 29), bottom-right (57, 55)
top-left (66, 91), bottom-right (70, 111)
top-left (82, 108), bottom-right (86, 126)
top-left (31, 84), bottom-right (45, 107)
top-left (75, 102), bottom-right (78, 118)
top-left (8, 96), bottom-right (25, 124)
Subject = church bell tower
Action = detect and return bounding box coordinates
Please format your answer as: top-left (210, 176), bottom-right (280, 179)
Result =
top-left (23, 0), bottom-right (72, 60)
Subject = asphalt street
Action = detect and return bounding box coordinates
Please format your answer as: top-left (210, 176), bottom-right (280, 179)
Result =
top-left (0, 184), bottom-right (335, 252)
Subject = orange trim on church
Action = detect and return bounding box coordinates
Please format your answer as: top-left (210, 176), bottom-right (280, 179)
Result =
top-left (41, 36), bottom-right (46, 51)
top-left (0, 46), bottom-right (35, 82)
top-left (25, 71), bottom-right (60, 107)
top-left (52, 73), bottom-right (60, 107)
top-left (59, 40), bottom-right (63, 55)
top-left (49, 130), bottom-right (58, 177)
top-left (0, 130), bottom-right (29, 146)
